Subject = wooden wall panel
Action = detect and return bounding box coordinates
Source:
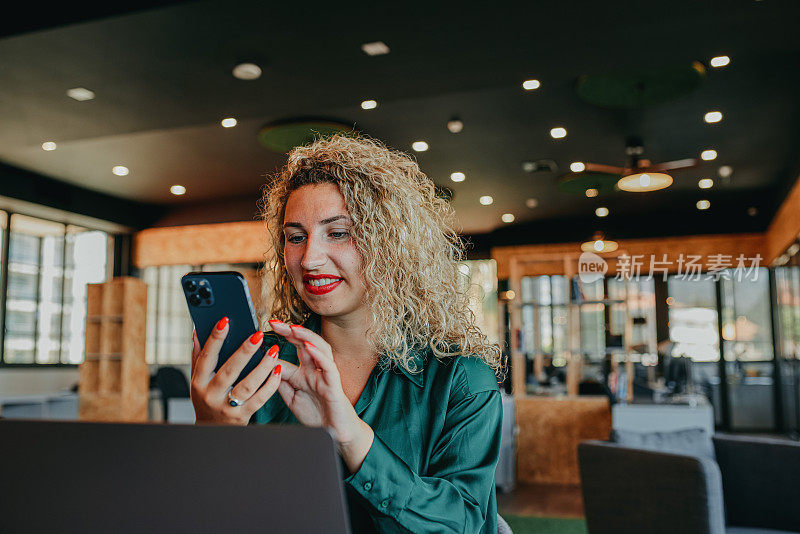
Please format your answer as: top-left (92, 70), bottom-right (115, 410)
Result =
top-left (765, 175), bottom-right (800, 264)
top-left (515, 396), bottom-right (612, 485)
top-left (133, 221), bottom-right (272, 267)
top-left (493, 233), bottom-right (766, 279)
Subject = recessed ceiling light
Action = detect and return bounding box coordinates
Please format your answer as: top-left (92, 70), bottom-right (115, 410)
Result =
top-left (595, 207), bottom-right (609, 217)
top-left (521, 161), bottom-right (536, 172)
top-left (701, 149), bottom-right (717, 161)
top-left (221, 117), bottom-right (237, 128)
top-left (361, 99), bottom-right (377, 110)
top-left (718, 165), bottom-right (733, 178)
top-left (361, 41), bottom-right (390, 56)
top-left (232, 63), bottom-right (262, 80)
top-left (748, 206), bottom-right (758, 217)
top-left (412, 141), bottom-right (428, 152)
top-left (66, 87), bottom-right (95, 101)
top-left (170, 185), bottom-right (186, 196)
top-left (710, 55), bottom-right (730, 68)
top-left (585, 188), bottom-right (598, 198)
top-left (525, 198), bottom-right (539, 208)
top-left (41, 141), bottom-right (57, 151)
top-left (112, 165), bottom-right (129, 176)
top-left (522, 79), bottom-right (541, 90)
top-left (570, 161), bottom-right (585, 173)
top-left (617, 172), bottom-right (673, 192)
top-left (697, 199), bottom-right (711, 210)
top-left (550, 127), bottom-right (567, 139)
top-left (447, 118), bottom-right (464, 134)
top-left (479, 195), bottom-right (494, 206)
top-left (450, 172), bottom-right (465, 182)
top-left (698, 178), bottom-right (714, 189)
top-left (501, 213), bottom-right (515, 223)
top-left (704, 111), bottom-right (723, 123)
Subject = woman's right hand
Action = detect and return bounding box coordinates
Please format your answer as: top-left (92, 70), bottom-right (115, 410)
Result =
top-left (190, 317), bottom-right (282, 425)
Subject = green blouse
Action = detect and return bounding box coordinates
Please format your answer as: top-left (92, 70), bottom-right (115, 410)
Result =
top-left (252, 316), bottom-right (502, 534)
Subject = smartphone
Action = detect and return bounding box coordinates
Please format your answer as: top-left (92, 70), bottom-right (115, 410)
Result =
top-left (181, 271), bottom-right (265, 384)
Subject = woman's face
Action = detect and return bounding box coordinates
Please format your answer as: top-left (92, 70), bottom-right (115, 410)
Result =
top-left (282, 183), bottom-right (367, 320)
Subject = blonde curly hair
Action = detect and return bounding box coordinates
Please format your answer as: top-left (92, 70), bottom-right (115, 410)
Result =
top-left (259, 134), bottom-right (503, 378)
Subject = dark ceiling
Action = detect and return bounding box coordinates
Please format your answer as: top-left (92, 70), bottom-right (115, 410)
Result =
top-left (1, 0), bottom-right (799, 245)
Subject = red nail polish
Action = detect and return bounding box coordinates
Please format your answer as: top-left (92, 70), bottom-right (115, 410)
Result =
top-left (249, 331), bottom-right (264, 344)
top-left (303, 341), bottom-right (315, 350)
top-left (268, 344), bottom-right (279, 358)
top-left (274, 364), bottom-right (281, 375)
top-left (268, 319), bottom-right (280, 325)
top-left (290, 324), bottom-right (301, 330)
top-left (216, 317), bottom-right (229, 330)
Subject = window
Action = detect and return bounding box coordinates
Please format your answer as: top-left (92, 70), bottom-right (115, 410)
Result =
top-left (667, 277), bottom-right (719, 362)
top-left (0, 213), bottom-right (109, 365)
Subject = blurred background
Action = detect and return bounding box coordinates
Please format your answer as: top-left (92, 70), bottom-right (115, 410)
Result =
top-left (1, 1), bottom-right (800, 531)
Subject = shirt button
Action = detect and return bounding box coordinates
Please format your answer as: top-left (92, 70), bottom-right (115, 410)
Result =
top-left (380, 499), bottom-right (390, 508)
top-left (363, 482), bottom-right (372, 491)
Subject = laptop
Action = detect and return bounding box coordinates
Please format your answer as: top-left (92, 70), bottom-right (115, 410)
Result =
top-left (0, 420), bottom-right (351, 534)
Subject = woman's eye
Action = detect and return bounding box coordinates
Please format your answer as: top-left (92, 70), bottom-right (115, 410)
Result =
top-left (330, 231), bottom-right (349, 239)
top-left (286, 235), bottom-right (306, 244)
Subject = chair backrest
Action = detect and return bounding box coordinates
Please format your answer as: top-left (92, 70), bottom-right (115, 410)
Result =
top-left (154, 366), bottom-right (190, 420)
top-left (578, 440), bottom-right (726, 534)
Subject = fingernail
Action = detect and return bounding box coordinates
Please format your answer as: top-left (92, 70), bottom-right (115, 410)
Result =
top-left (267, 344), bottom-right (279, 358)
top-left (303, 341), bottom-right (315, 350)
top-left (274, 364), bottom-right (281, 375)
top-left (290, 324), bottom-right (301, 330)
top-left (268, 319), bottom-right (281, 326)
top-left (249, 331), bottom-right (264, 344)
top-left (216, 317), bottom-right (229, 330)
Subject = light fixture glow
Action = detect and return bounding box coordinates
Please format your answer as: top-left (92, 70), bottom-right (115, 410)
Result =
top-left (170, 185), bottom-right (186, 195)
top-left (42, 142), bottom-right (57, 151)
top-left (580, 232), bottom-right (619, 253)
top-left (550, 127), bottom-right (567, 139)
top-left (704, 111), bottom-right (723, 123)
top-left (701, 149), bottom-right (717, 161)
top-left (66, 87), bottom-right (95, 101)
top-left (360, 99), bottom-right (377, 110)
top-left (718, 165), bottom-right (733, 178)
top-left (479, 195), bottom-right (494, 206)
top-left (570, 161), bottom-right (585, 173)
top-left (748, 207), bottom-right (758, 217)
top-left (710, 55), bottom-right (730, 68)
top-left (525, 198), bottom-right (539, 209)
top-left (585, 188), bottom-right (598, 198)
top-left (361, 41), bottom-right (390, 56)
top-left (595, 207), bottom-right (609, 217)
top-left (447, 119), bottom-right (464, 133)
top-left (522, 79), bottom-right (541, 90)
top-left (450, 172), bottom-right (465, 182)
top-left (617, 172), bottom-right (673, 192)
top-left (112, 165), bottom-right (129, 176)
top-left (412, 141), bottom-right (428, 152)
top-left (698, 178), bottom-right (714, 189)
top-left (232, 63), bottom-right (262, 80)
top-left (697, 199), bottom-right (711, 210)
top-left (221, 117), bottom-right (237, 128)
top-left (501, 213), bottom-right (515, 223)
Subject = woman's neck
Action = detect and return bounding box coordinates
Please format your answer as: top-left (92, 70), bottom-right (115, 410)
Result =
top-left (319, 310), bottom-right (377, 368)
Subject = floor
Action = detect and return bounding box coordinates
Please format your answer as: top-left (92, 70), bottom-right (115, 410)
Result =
top-left (497, 483), bottom-right (585, 519)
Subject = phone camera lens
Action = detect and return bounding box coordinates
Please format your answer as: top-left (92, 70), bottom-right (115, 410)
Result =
top-left (183, 280), bottom-right (197, 292)
top-left (188, 294), bottom-right (202, 306)
top-left (198, 287), bottom-right (211, 299)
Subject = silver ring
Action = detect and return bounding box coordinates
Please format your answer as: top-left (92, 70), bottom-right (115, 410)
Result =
top-left (227, 390), bottom-right (244, 407)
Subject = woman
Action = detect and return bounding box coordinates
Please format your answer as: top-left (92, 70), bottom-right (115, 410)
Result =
top-left (190, 134), bottom-right (504, 533)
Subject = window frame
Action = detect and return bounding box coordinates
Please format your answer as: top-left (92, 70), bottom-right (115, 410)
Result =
top-left (0, 210), bottom-right (114, 368)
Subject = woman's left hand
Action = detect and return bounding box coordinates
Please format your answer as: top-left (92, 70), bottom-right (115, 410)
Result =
top-left (268, 320), bottom-right (374, 472)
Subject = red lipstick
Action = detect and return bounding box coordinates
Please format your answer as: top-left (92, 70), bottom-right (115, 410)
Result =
top-left (302, 274), bottom-right (343, 295)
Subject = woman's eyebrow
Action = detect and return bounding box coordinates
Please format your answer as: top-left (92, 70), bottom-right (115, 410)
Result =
top-left (283, 215), bottom-right (351, 229)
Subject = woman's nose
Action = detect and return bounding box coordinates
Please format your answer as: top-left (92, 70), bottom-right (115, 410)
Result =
top-left (300, 239), bottom-right (327, 270)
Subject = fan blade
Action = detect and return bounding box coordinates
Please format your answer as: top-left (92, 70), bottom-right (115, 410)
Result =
top-left (584, 163), bottom-right (625, 175)
top-left (647, 158), bottom-right (699, 172)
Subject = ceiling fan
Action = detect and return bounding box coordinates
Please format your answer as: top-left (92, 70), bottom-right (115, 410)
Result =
top-left (562, 136), bottom-right (699, 194)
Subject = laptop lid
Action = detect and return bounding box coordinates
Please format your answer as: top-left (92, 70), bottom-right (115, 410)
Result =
top-left (0, 420), bottom-right (351, 534)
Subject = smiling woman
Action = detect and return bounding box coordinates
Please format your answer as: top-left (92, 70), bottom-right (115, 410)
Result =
top-left (200, 133), bottom-right (505, 533)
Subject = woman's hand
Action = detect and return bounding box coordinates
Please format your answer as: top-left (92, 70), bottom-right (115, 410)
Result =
top-left (268, 320), bottom-right (374, 473)
top-left (190, 317), bottom-right (282, 425)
